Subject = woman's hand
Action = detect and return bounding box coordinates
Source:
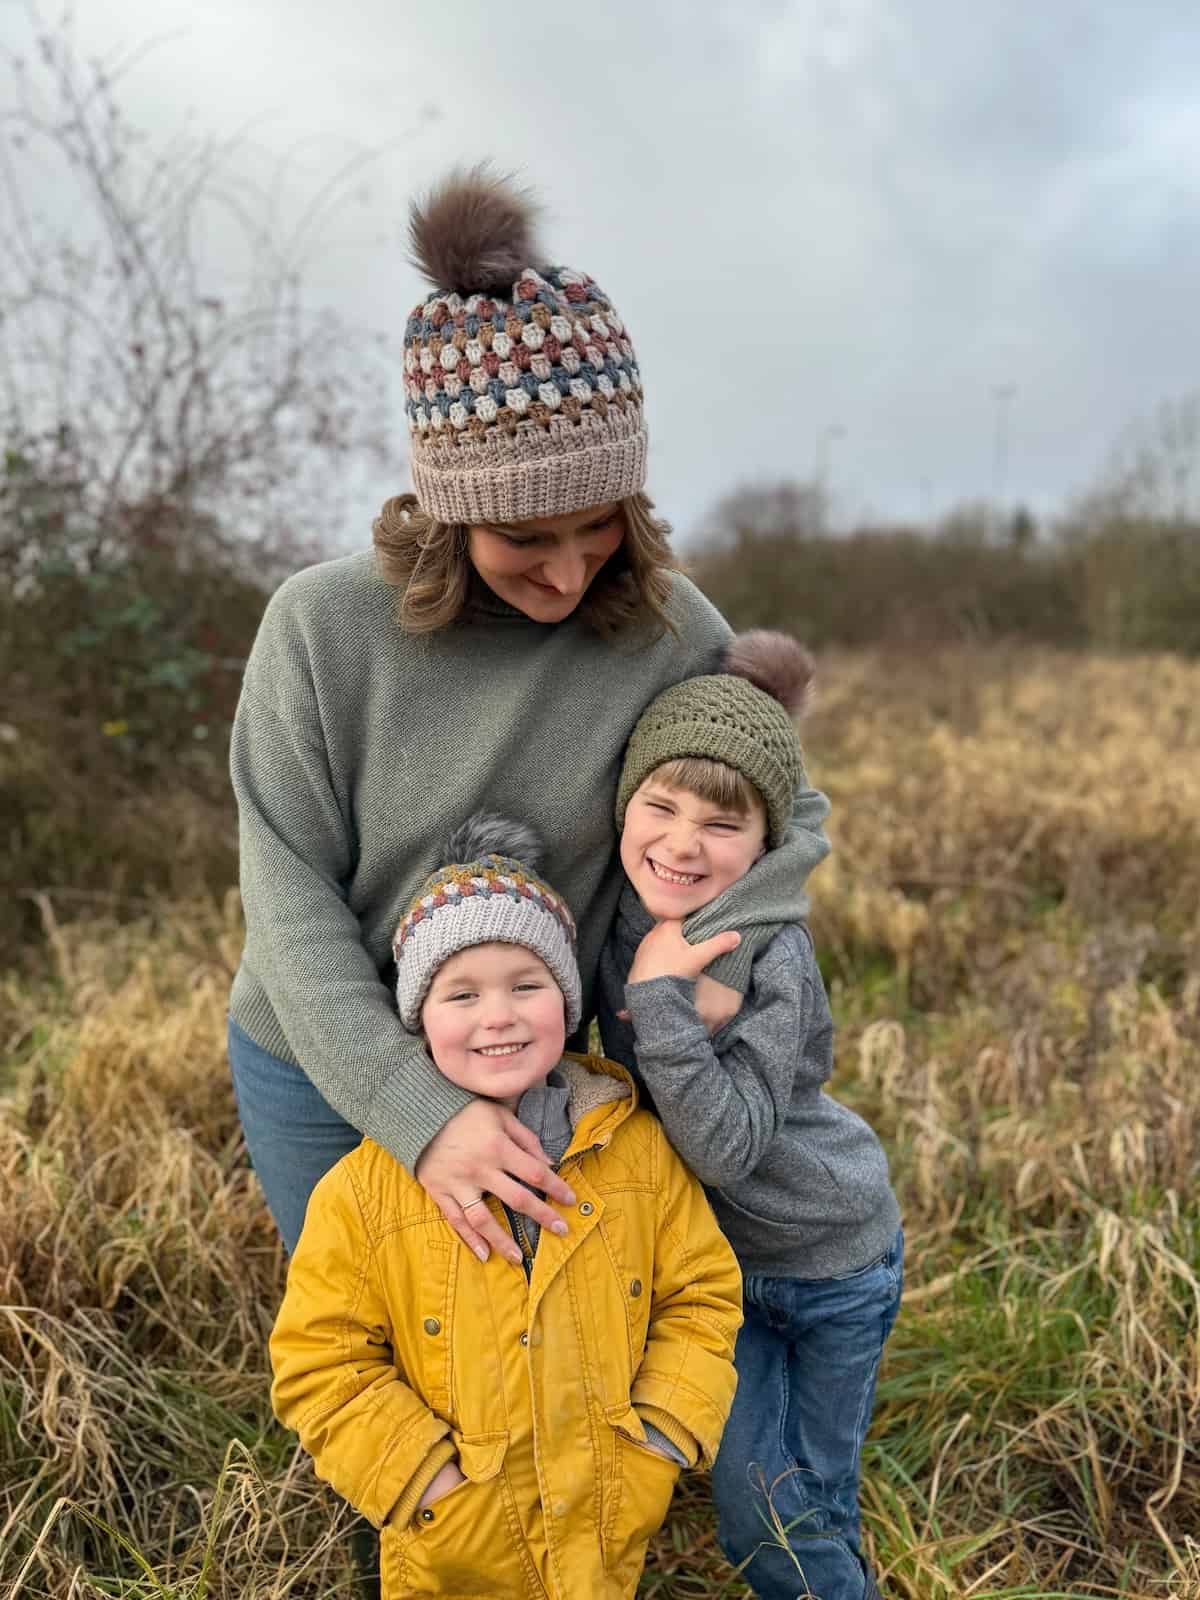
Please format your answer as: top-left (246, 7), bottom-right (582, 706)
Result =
top-left (417, 1457), bottom-right (467, 1509)
top-left (627, 921), bottom-right (741, 987)
top-left (415, 1098), bottom-right (576, 1265)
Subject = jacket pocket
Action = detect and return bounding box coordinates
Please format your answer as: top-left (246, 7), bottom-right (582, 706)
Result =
top-left (383, 1431), bottom-right (512, 1598)
top-left (601, 1403), bottom-right (681, 1582)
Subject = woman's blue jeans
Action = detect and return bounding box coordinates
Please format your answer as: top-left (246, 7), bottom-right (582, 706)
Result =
top-left (227, 1017), bottom-right (362, 1255)
top-left (711, 1229), bottom-right (904, 1600)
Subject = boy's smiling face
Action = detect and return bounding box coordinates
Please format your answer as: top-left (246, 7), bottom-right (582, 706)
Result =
top-left (620, 777), bottom-right (767, 920)
top-left (421, 942), bottom-right (566, 1107)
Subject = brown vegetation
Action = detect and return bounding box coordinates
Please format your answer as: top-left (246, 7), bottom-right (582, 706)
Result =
top-left (2, 646), bottom-right (1198, 1598)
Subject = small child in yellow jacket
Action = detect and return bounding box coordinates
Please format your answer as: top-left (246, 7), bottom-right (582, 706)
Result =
top-left (269, 813), bottom-right (742, 1600)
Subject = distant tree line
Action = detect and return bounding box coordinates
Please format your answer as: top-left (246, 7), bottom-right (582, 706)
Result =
top-left (689, 411), bottom-right (1200, 657)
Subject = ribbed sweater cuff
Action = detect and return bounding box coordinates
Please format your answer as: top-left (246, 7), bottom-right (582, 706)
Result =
top-left (636, 1406), bottom-right (698, 1467)
top-left (391, 1438), bottom-right (460, 1528)
top-left (365, 1055), bottom-right (475, 1176)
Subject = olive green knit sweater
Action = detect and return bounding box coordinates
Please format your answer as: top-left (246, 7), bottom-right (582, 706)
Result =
top-left (229, 551), bottom-right (830, 1175)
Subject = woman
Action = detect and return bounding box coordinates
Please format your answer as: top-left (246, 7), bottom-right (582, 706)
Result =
top-left (227, 165), bottom-right (831, 1264)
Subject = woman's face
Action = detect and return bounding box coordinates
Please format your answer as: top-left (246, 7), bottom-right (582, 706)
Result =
top-left (467, 501), bottom-right (625, 622)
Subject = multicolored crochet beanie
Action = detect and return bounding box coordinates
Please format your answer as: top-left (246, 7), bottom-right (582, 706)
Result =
top-left (615, 632), bottom-right (815, 849)
top-left (403, 165), bottom-right (647, 525)
top-left (394, 812), bottom-right (582, 1033)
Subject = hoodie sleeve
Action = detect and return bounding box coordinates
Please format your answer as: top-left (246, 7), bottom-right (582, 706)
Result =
top-left (630, 1121), bottom-right (743, 1468)
top-left (623, 933), bottom-right (817, 1187)
top-left (269, 1161), bottom-right (457, 1528)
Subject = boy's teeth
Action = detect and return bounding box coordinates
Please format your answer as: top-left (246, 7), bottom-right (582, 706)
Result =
top-left (649, 859), bottom-right (701, 885)
top-left (477, 1043), bottom-right (524, 1056)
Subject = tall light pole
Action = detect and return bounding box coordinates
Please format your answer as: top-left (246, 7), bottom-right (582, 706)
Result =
top-left (814, 422), bottom-right (846, 528)
top-left (991, 383), bottom-right (1016, 515)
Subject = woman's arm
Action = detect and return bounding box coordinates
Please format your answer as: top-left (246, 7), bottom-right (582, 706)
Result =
top-left (232, 625), bottom-right (572, 1262)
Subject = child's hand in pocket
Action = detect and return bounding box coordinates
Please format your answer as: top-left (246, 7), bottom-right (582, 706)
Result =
top-left (417, 1457), bottom-right (467, 1510)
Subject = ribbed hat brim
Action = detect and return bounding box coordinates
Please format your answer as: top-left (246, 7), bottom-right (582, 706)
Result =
top-left (411, 418), bottom-right (647, 524)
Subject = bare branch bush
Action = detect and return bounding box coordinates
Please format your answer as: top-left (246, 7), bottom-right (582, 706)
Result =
top-left (0, 9), bottom-right (398, 968)
top-left (0, 9), bottom-right (393, 589)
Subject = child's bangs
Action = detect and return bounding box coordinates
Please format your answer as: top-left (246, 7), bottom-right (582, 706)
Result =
top-left (650, 758), bottom-right (761, 816)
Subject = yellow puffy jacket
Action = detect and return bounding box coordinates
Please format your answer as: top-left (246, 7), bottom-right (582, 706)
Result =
top-left (269, 1055), bottom-right (742, 1600)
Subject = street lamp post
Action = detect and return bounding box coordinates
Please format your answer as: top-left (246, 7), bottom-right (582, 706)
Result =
top-left (814, 422), bottom-right (846, 528)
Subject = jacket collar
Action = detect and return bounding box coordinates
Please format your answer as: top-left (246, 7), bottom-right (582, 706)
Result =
top-left (556, 1053), bottom-right (636, 1159)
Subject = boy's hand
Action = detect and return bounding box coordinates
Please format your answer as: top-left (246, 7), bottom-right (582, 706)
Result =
top-left (693, 974), bottom-right (742, 1034)
top-left (628, 921), bottom-right (741, 987)
top-left (417, 1457), bottom-right (467, 1510)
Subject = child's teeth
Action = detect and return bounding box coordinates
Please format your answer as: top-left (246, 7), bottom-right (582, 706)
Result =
top-left (650, 859), bottom-right (700, 885)
top-left (478, 1043), bottom-right (523, 1056)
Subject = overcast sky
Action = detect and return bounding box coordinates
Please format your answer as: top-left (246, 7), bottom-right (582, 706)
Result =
top-left (8, 0), bottom-right (1200, 540)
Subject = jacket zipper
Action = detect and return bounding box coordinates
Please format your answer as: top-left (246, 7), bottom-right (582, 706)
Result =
top-left (504, 1142), bottom-right (604, 1281)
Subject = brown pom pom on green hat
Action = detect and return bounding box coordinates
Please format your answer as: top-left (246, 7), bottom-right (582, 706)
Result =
top-left (615, 632), bottom-right (814, 848)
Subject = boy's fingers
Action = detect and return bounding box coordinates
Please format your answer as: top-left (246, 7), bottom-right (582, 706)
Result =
top-left (685, 929), bottom-right (741, 970)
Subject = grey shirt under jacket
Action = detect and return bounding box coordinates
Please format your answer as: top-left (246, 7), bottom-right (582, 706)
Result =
top-left (229, 551), bottom-right (831, 1176)
top-left (598, 887), bottom-right (900, 1281)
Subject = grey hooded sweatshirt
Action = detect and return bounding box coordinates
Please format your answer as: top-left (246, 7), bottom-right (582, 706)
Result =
top-left (597, 887), bottom-right (900, 1282)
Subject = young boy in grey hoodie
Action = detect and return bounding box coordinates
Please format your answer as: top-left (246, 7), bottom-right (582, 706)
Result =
top-left (596, 633), bottom-right (902, 1600)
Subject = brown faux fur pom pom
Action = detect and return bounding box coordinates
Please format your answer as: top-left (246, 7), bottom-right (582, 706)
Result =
top-left (723, 631), bottom-right (815, 717)
top-left (408, 164), bottom-right (543, 296)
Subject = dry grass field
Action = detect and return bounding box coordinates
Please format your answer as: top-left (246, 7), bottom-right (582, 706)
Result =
top-left (2, 647), bottom-right (1198, 1599)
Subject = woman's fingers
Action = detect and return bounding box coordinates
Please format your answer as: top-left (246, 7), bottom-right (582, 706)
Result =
top-left (486, 1171), bottom-right (571, 1237)
top-left (415, 1100), bottom-right (575, 1263)
top-left (495, 1113), bottom-right (576, 1206)
top-left (436, 1190), bottom-right (520, 1265)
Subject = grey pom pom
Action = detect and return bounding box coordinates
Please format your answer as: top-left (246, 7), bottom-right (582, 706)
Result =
top-left (443, 812), bottom-right (545, 872)
top-left (408, 164), bottom-right (543, 296)
top-left (723, 631), bottom-right (815, 717)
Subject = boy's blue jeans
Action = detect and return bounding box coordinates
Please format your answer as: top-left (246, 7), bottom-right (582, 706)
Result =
top-left (227, 1018), bottom-right (362, 1255)
top-left (712, 1229), bottom-right (903, 1600)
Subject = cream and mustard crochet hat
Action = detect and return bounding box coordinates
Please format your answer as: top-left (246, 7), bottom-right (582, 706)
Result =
top-left (403, 165), bottom-right (647, 525)
top-left (394, 813), bottom-right (582, 1033)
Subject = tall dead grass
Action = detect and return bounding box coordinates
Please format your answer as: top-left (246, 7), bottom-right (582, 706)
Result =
top-left (2, 647), bottom-right (1198, 1598)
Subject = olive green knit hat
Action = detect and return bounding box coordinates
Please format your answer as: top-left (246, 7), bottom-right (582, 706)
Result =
top-left (615, 632), bottom-right (814, 848)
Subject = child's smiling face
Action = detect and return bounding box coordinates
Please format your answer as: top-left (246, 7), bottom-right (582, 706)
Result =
top-left (421, 942), bottom-right (566, 1106)
top-left (620, 777), bottom-right (767, 921)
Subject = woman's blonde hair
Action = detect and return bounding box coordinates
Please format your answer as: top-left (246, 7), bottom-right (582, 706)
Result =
top-left (372, 491), bottom-right (679, 638)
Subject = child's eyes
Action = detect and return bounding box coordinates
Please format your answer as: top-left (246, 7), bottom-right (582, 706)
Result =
top-left (514, 982), bottom-right (546, 993)
top-left (645, 801), bottom-right (673, 815)
top-left (445, 990), bottom-right (477, 1002)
